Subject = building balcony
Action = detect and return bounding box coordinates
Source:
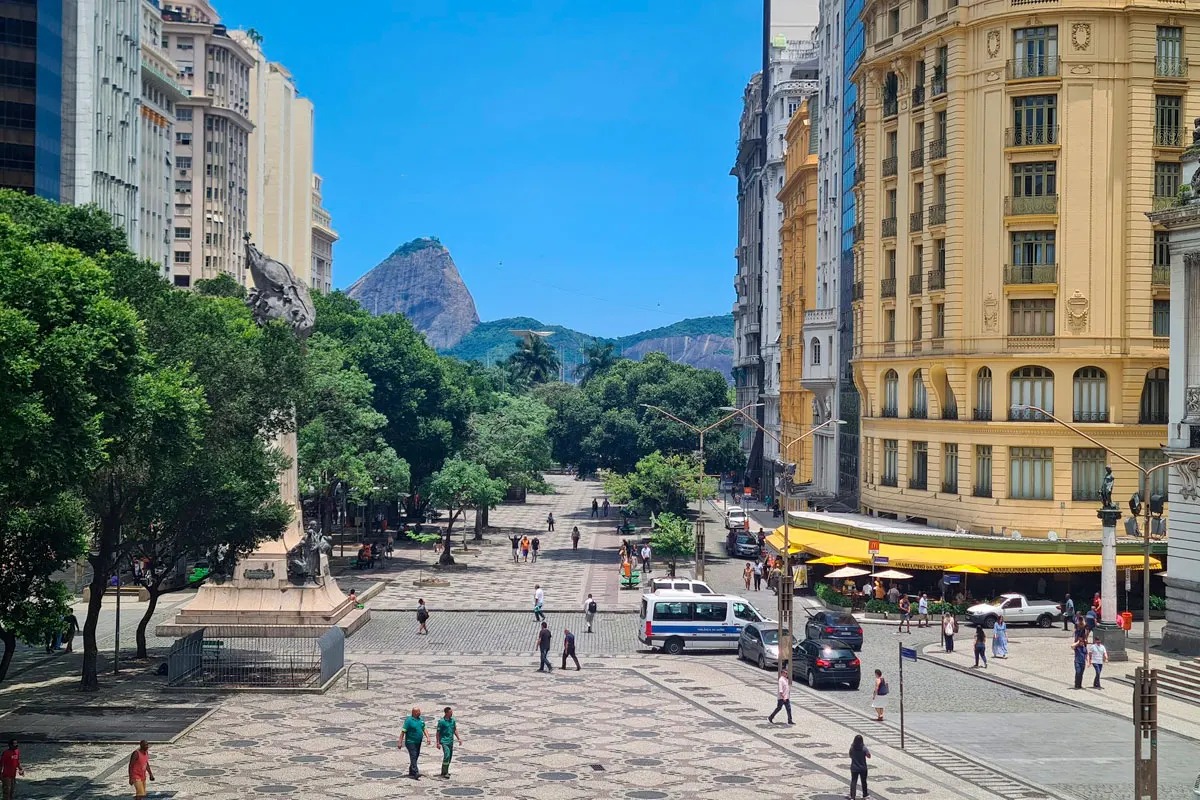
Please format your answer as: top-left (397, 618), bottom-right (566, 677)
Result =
top-left (882, 407), bottom-right (899, 419)
top-left (882, 156), bottom-right (898, 177)
top-left (854, 165), bottom-right (865, 186)
top-left (912, 85), bottom-right (926, 107)
top-left (1009, 406), bottom-right (1052, 422)
top-left (911, 406), bottom-right (928, 420)
top-left (881, 276), bottom-right (897, 298)
top-left (909, 272), bottom-right (923, 294)
top-left (804, 307), bottom-right (837, 327)
top-left (1141, 411), bottom-right (1169, 425)
top-left (928, 203), bottom-right (946, 226)
top-left (853, 222), bottom-right (864, 243)
top-left (1156, 57), bottom-right (1188, 79)
top-left (1006, 125), bottom-right (1059, 148)
top-left (928, 138), bottom-right (947, 161)
top-left (852, 280), bottom-right (865, 301)
top-left (1007, 55), bottom-right (1059, 81)
top-left (1153, 195), bottom-right (1180, 211)
top-left (931, 75), bottom-right (947, 97)
top-left (881, 475), bottom-right (898, 487)
top-left (972, 487), bottom-right (993, 498)
top-left (942, 406), bottom-right (958, 420)
top-left (911, 147), bottom-right (925, 170)
top-left (1152, 266), bottom-right (1171, 286)
top-left (884, 97), bottom-right (899, 118)
top-left (908, 477), bottom-right (928, 490)
top-left (1156, 125), bottom-right (1185, 148)
top-left (882, 217), bottom-right (897, 238)
top-left (909, 209), bottom-right (924, 232)
top-left (1005, 194), bottom-right (1059, 215)
top-left (1073, 410), bottom-right (1110, 423)
top-left (973, 408), bottom-right (993, 421)
top-left (854, 106), bottom-right (866, 129)
top-left (1004, 263), bottom-right (1058, 285)
top-left (942, 481), bottom-right (959, 494)
top-left (928, 269), bottom-right (946, 290)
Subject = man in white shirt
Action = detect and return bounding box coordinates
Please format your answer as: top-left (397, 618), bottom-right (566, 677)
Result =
top-left (640, 545), bottom-right (651, 574)
top-left (752, 560), bottom-right (764, 591)
top-left (917, 593), bottom-right (929, 628)
top-left (533, 585), bottom-right (546, 621)
top-left (583, 594), bottom-right (597, 633)
top-left (1087, 638), bottom-right (1109, 689)
top-left (768, 669), bottom-right (794, 724)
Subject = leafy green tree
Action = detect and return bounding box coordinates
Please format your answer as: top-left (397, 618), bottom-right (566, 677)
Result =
top-left (464, 393), bottom-right (553, 536)
top-left (576, 341), bottom-right (617, 385)
top-left (506, 334), bottom-right (560, 385)
top-left (602, 451), bottom-right (709, 516)
top-left (425, 459), bottom-right (506, 565)
top-left (406, 529), bottom-right (442, 584)
top-left (194, 272), bottom-right (246, 298)
top-left (0, 189), bottom-right (129, 257)
top-left (649, 512), bottom-right (695, 577)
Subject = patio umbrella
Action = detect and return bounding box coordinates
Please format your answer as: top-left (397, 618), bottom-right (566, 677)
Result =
top-left (945, 564), bottom-right (988, 598)
top-left (873, 568), bottom-right (913, 580)
top-left (824, 566), bottom-right (871, 579)
top-left (807, 555), bottom-right (862, 566)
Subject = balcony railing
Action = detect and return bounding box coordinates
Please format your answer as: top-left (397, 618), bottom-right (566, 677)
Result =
top-left (881, 276), bottom-right (897, 297)
top-left (1152, 266), bottom-right (1170, 286)
top-left (882, 156), bottom-right (898, 177)
top-left (882, 217), bottom-right (897, 237)
top-left (1009, 406), bottom-right (1052, 422)
top-left (853, 222), bottom-right (864, 243)
top-left (910, 406), bottom-right (928, 419)
top-left (931, 76), bottom-right (947, 96)
top-left (854, 106), bottom-right (867, 128)
top-left (973, 487), bottom-right (993, 498)
top-left (1004, 263), bottom-right (1058, 284)
top-left (972, 408), bottom-right (992, 421)
top-left (852, 280), bottom-right (865, 301)
top-left (1007, 55), bottom-right (1059, 80)
top-left (1073, 410), bottom-right (1110, 423)
top-left (881, 475), bottom-right (898, 487)
top-left (928, 269), bottom-right (945, 290)
top-left (909, 272), bottom-right (923, 294)
top-left (908, 477), bottom-right (928, 490)
top-left (1007, 125), bottom-right (1059, 147)
top-left (928, 203), bottom-right (946, 225)
top-left (884, 97), bottom-right (899, 118)
top-left (1156, 57), bottom-right (1188, 79)
top-left (942, 406), bottom-right (959, 420)
top-left (882, 407), bottom-right (899, 418)
top-left (854, 165), bottom-right (865, 185)
top-left (1141, 411), bottom-right (1169, 425)
top-left (1156, 125), bottom-right (1185, 147)
top-left (1005, 194), bottom-right (1059, 215)
top-left (910, 147), bottom-right (925, 170)
top-left (909, 209), bottom-right (924, 232)
top-left (1153, 195), bottom-right (1180, 211)
top-left (942, 481), bottom-right (959, 494)
top-left (912, 85), bottom-right (926, 107)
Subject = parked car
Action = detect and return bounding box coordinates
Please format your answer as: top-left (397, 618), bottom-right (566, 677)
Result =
top-left (648, 577), bottom-right (716, 594)
top-left (791, 638), bottom-right (861, 689)
top-left (725, 506), bottom-right (748, 530)
top-left (803, 610), bottom-right (864, 651)
top-left (727, 532), bottom-right (761, 559)
top-left (737, 622), bottom-right (781, 669)
top-left (967, 593), bottom-right (1062, 628)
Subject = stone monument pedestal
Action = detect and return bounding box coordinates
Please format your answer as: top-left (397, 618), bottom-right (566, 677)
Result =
top-left (1096, 621), bottom-right (1129, 662)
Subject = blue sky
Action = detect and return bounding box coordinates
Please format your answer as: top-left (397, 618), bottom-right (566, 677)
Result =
top-left (223, 1), bottom-right (762, 337)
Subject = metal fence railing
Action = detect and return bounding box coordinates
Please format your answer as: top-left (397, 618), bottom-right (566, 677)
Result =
top-left (167, 626), bottom-right (344, 689)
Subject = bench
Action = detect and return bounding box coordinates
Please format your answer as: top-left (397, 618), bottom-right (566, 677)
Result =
top-left (618, 522), bottom-right (638, 535)
top-left (620, 572), bottom-right (641, 590)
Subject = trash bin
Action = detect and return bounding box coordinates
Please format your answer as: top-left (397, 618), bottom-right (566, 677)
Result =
top-left (1119, 611), bottom-right (1133, 630)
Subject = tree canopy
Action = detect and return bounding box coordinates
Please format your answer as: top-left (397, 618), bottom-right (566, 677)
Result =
top-left (602, 451), bottom-right (710, 517)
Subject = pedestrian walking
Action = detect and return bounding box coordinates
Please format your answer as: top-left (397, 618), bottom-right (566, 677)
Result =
top-left (399, 707), bottom-right (432, 779)
top-left (752, 560), bottom-right (764, 591)
top-left (942, 611), bottom-right (958, 652)
top-left (767, 669), bottom-right (794, 724)
top-left (128, 741), bottom-right (154, 800)
top-left (562, 628), bottom-right (581, 670)
top-left (591, 499), bottom-right (599, 518)
top-left (2, 740), bottom-right (24, 800)
top-left (520, 535), bottom-right (531, 562)
top-left (917, 593), bottom-right (929, 628)
top-left (571, 526), bottom-right (580, 550)
top-left (533, 585), bottom-right (546, 621)
top-left (1088, 636), bottom-right (1109, 689)
top-left (602, 498), bottom-right (610, 517)
top-left (848, 734), bottom-right (871, 799)
top-left (417, 599), bottom-right (430, 635)
top-left (897, 595), bottom-right (912, 633)
top-left (992, 615), bottom-right (1009, 658)
top-left (584, 594), bottom-right (597, 633)
top-left (871, 670), bottom-right (889, 721)
top-left (1072, 621), bottom-right (1088, 689)
top-left (436, 707), bottom-right (462, 779)
top-left (742, 563), bottom-right (753, 590)
top-left (531, 536), bottom-right (540, 562)
top-left (546, 512), bottom-right (555, 532)
top-left (537, 622), bottom-right (553, 672)
top-left (972, 625), bottom-right (988, 669)
top-left (1063, 594), bottom-right (1075, 631)
top-left (640, 544), bottom-right (651, 574)
top-left (1085, 605), bottom-right (1097, 634)
top-left (64, 613), bottom-right (79, 653)
top-left (510, 534), bottom-right (520, 563)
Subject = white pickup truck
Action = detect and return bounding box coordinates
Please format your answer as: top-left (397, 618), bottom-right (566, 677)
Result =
top-left (967, 593), bottom-right (1062, 628)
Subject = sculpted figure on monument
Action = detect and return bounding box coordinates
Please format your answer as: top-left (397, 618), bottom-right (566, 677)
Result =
top-left (288, 522), bottom-right (331, 583)
top-left (1099, 465), bottom-right (1115, 509)
top-left (244, 236), bottom-right (316, 338)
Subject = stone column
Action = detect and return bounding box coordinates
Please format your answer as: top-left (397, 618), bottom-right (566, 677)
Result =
top-left (1097, 506), bottom-right (1127, 661)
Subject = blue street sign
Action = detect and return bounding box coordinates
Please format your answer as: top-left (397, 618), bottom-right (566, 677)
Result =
top-left (873, 555), bottom-right (889, 565)
top-left (901, 646), bottom-right (918, 662)
top-left (942, 573), bottom-right (961, 584)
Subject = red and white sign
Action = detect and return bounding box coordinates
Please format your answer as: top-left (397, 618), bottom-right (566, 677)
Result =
top-left (868, 539), bottom-right (880, 554)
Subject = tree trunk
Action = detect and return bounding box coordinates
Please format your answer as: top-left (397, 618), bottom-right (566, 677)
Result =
top-left (81, 515), bottom-right (120, 691)
top-left (0, 630), bottom-right (15, 683)
top-left (668, 559), bottom-right (677, 577)
top-left (473, 509), bottom-right (484, 540)
top-left (135, 587), bottom-right (160, 660)
top-left (438, 512), bottom-right (457, 566)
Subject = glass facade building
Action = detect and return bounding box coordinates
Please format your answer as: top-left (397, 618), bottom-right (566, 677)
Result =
top-left (0, 0), bottom-right (64, 200)
top-left (838, 0), bottom-right (864, 503)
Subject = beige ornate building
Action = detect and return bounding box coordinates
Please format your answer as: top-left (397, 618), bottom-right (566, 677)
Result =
top-left (850, 0), bottom-right (1183, 536)
top-left (311, 174), bottom-right (336, 294)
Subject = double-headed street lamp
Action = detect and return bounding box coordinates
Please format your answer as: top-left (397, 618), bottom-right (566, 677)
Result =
top-left (640, 404), bottom-right (761, 580)
top-left (724, 409), bottom-right (846, 663)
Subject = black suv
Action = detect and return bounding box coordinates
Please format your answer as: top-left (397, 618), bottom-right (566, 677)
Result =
top-left (790, 638), bottom-right (861, 689)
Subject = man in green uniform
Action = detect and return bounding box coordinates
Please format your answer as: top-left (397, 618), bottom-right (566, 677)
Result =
top-left (437, 707), bottom-right (463, 778)
top-left (399, 707), bottom-right (431, 779)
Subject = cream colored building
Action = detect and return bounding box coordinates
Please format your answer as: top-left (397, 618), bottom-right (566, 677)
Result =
top-left (850, 0), bottom-right (1182, 537)
top-left (162, 0), bottom-right (254, 287)
top-left (311, 174), bottom-right (336, 294)
top-left (138, 0), bottom-right (185, 277)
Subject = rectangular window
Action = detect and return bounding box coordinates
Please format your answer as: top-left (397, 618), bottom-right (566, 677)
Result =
top-left (883, 440), bottom-right (899, 485)
top-left (1153, 299), bottom-right (1170, 336)
top-left (174, 180), bottom-right (191, 193)
top-left (1011, 230), bottom-right (1056, 265)
top-left (693, 602), bottom-right (728, 622)
top-left (934, 173), bottom-right (946, 204)
top-left (653, 602), bottom-right (693, 621)
top-left (177, 156), bottom-right (192, 170)
top-left (174, 227), bottom-right (191, 239)
top-left (175, 132), bottom-right (192, 145)
top-left (887, 5), bottom-right (900, 35)
top-left (173, 274), bottom-right (191, 288)
top-left (884, 309), bottom-right (896, 342)
top-left (1154, 162), bottom-right (1181, 199)
top-left (935, 238), bottom-right (946, 271)
top-left (173, 250), bottom-right (191, 264)
top-left (1071, 448), bottom-right (1107, 501)
top-left (934, 46), bottom-right (948, 94)
top-left (943, 443), bottom-right (959, 494)
top-left (177, 108), bottom-right (193, 121)
top-left (915, 61), bottom-right (926, 88)
top-left (1009, 299), bottom-right (1056, 335)
top-left (1012, 26), bottom-right (1058, 78)
top-left (974, 445), bottom-right (992, 497)
top-left (886, 248), bottom-right (897, 279)
top-left (911, 442), bottom-right (928, 489)
top-left (917, 0), bottom-right (928, 22)
top-left (1141, 448), bottom-right (1168, 498)
top-left (934, 303), bottom-right (946, 338)
top-left (1157, 26), bottom-right (1184, 76)
top-left (886, 130), bottom-right (898, 159)
top-left (1010, 446), bottom-right (1054, 500)
top-left (176, 36), bottom-right (194, 50)
top-left (912, 307), bottom-right (923, 341)
top-left (1012, 95), bottom-right (1057, 145)
top-left (886, 189), bottom-right (897, 217)
top-left (1011, 162), bottom-right (1057, 197)
top-left (1156, 95), bottom-right (1183, 147)
top-left (1154, 231), bottom-right (1171, 268)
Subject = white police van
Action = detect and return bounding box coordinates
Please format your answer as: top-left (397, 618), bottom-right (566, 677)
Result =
top-left (638, 591), bottom-right (770, 654)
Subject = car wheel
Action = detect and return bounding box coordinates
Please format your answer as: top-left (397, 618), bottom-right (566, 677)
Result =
top-left (984, 615), bottom-right (998, 629)
top-left (807, 668), bottom-right (818, 688)
top-left (737, 644), bottom-right (745, 662)
top-left (663, 637), bottom-right (684, 655)
top-left (757, 653), bottom-right (766, 670)
top-left (1037, 614), bottom-right (1053, 628)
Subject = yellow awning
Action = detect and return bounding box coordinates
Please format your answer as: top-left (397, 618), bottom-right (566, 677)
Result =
top-left (767, 527), bottom-right (1161, 574)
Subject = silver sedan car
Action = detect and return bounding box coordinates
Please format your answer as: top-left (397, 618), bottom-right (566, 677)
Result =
top-left (737, 622), bottom-right (782, 670)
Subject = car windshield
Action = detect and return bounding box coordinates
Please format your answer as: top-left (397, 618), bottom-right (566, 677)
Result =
top-left (820, 645), bottom-right (855, 659)
top-left (987, 596), bottom-right (1014, 606)
top-left (829, 614), bottom-right (858, 626)
top-left (735, 534), bottom-right (755, 544)
top-left (760, 629), bottom-right (779, 644)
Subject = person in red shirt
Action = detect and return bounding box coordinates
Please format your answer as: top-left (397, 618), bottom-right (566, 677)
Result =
top-left (127, 741), bottom-right (153, 800)
top-left (2, 740), bottom-right (24, 800)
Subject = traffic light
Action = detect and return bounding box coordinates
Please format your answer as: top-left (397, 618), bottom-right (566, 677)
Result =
top-left (1149, 493), bottom-right (1166, 516)
top-left (1129, 492), bottom-right (1142, 516)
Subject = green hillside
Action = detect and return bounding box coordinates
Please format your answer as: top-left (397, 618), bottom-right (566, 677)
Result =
top-left (613, 314), bottom-right (733, 349)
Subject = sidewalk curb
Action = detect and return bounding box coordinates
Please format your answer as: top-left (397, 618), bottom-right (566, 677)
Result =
top-left (368, 608), bottom-right (643, 615)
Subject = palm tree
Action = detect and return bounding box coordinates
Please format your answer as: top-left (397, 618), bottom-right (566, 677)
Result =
top-left (506, 335), bottom-right (560, 384)
top-left (576, 341), bottom-right (617, 385)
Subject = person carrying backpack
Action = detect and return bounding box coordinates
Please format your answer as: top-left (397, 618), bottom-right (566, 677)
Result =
top-left (584, 594), bottom-right (598, 633)
top-left (871, 669), bottom-right (889, 721)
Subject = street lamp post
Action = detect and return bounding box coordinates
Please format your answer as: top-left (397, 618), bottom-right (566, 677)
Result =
top-left (640, 404), bottom-right (759, 580)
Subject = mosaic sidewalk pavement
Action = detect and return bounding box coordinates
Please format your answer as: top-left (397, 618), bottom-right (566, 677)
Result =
top-left (14, 654), bottom-right (1013, 800)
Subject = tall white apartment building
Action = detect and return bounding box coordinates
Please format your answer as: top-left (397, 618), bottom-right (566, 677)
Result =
top-left (311, 174), bottom-right (336, 294)
top-left (138, 0), bottom-right (184, 277)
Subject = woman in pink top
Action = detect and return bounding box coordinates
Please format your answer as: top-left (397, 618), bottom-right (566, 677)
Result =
top-left (128, 741), bottom-right (154, 799)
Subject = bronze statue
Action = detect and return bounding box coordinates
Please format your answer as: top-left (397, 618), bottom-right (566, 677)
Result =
top-left (287, 521), bottom-right (331, 583)
top-left (244, 235), bottom-right (316, 338)
top-left (1099, 465), bottom-right (1114, 508)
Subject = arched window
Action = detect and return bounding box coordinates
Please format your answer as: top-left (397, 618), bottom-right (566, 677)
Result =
top-left (883, 370), bottom-right (899, 417)
top-left (1009, 366), bottom-right (1054, 421)
top-left (1140, 368), bottom-right (1169, 424)
top-left (1072, 367), bottom-right (1108, 423)
top-left (811, 338), bottom-right (821, 365)
top-left (911, 370), bottom-right (928, 418)
top-left (975, 367), bottom-right (993, 421)
top-left (941, 373), bottom-right (959, 420)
